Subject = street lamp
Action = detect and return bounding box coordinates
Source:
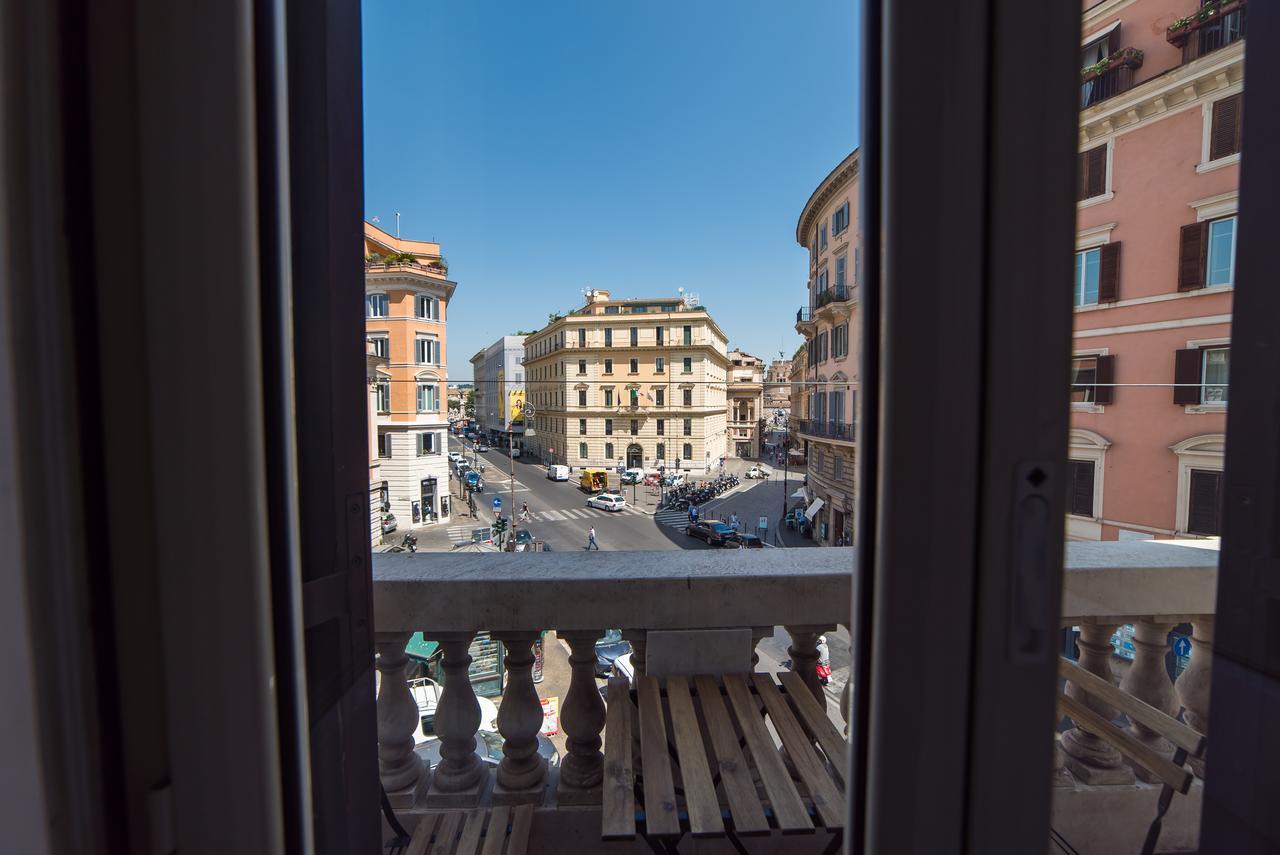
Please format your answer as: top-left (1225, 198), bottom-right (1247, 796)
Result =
top-left (509, 403), bottom-right (535, 551)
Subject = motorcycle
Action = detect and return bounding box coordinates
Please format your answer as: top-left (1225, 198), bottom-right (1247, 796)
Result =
top-left (401, 533), bottom-right (418, 553)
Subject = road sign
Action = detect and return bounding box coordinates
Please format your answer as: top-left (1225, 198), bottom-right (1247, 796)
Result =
top-left (1172, 636), bottom-right (1192, 658)
top-left (758, 516), bottom-right (768, 531)
top-left (492, 496), bottom-right (502, 510)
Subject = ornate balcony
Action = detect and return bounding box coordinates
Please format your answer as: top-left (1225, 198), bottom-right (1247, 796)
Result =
top-left (1168, 0), bottom-right (1246, 63)
top-left (794, 418), bottom-right (855, 443)
top-left (371, 541), bottom-right (1218, 852)
top-left (1080, 47), bottom-right (1144, 108)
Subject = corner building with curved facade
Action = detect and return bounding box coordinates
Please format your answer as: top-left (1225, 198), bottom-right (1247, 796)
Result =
top-left (793, 150), bottom-right (859, 546)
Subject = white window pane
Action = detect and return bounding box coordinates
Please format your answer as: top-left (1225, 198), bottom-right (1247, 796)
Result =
top-left (1203, 349), bottom-right (1229, 402)
top-left (1206, 218), bottom-right (1236, 287)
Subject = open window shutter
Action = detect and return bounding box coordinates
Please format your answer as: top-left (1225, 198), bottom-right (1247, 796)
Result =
top-left (1210, 94), bottom-right (1243, 161)
top-left (1174, 348), bottom-right (1203, 404)
top-left (1093, 354), bottom-right (1116, 404)
top-left (1078, 146), bottom-right (1106, 199)
top-left (1178, 222), bottom-right (1209, 291)
top-left (1097, 241), bottom-right (1121, 302)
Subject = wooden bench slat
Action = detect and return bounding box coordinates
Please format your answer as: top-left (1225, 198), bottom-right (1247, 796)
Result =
top-left (428, 812), bottom-right (463, 855)
top-left (752, 675), bottom-right (844, 829)
top-left (507, 804), bottom-right (534, 855)
top-left (778, 671), bottom-right (849, 784)
top-left (692, 675), bottom-right (771, 836)
top-left (1058, 694), bottom-right (1194, 793)
top-left (407, 814), bottom-right (441, 855)
top-left (723, 674), bottom-right (813, 832)
top-left (602, 677), bottom-right (637, 840)
top-left (456, 809), bottom-right (487, 855)
top-left (1060, 657), bottom-right (1206, 757)
top-left (637, 675), bottom-right (682, 837)
top-left (666, 676), bottom-right (726, 837)
top-left (480, 806), bottom-right (511, 855)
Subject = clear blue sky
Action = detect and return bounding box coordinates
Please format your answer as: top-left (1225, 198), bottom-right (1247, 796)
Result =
top-left (362, 0), bottom-right (860, 380)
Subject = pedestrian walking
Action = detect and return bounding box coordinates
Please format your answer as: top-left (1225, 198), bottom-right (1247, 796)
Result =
top-left (729, 511), bottom-right (740, 532)
top-left (587, 527), bottom-right (599, 550)
top-left (688, 504), bottom-right (699, 525)
top-left (520, 501), bottom-right (531, 522)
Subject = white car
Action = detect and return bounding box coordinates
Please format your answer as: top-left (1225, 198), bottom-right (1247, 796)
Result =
top-left (546, 464), bottom-right (570, 481)
top-left (474, 441), bottom-right (489, 452)
top-left (587, 493), bottom-right (626, 512)
top-left (448, 451), bottom-right (463, 463)
top-left (746, 465), bottom-right (771, 479)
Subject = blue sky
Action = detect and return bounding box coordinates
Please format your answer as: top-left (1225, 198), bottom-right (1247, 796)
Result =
top-left (362, 0), bottom-right (859, 380)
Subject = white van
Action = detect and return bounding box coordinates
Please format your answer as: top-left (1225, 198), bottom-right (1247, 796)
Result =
top-left (546, 465), bottom-right (570, 481)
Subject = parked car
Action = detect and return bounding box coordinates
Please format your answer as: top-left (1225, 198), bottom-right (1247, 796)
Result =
top-left (448, 451), bottom-right (464, 463)
top-left (745, 465), bottom-right (771, 479)
top-left (381, 512), bottom-right (397, 535)
top-left (474, 441), bottom-right (489, 452)
top-left (725, 531), bottom-right (764, 548)
top-left (612, 652), bottom-right (635, 684)
top-left (465, 471), bottom-right (484, 492)
top-left (470, 528), bottom-right (493, 545)
top-left (685, 519), bottom-right (735, 546)
top-left (662, 473), bottom-right (686, 488)
top-left (579, 468), bottom-right (608, 492)
top-left (620, 468), bottom-right (645, 485)
top-left (546, 464), bottom-right (570, 481)
top-left (594, 629), bottom-right (631, 676)
top-left (513, 530), bottom-right (534, 547)
top-left (509, 446), bottom-right (522, 458)
top-left (587, 493), bottom-right (626, 512)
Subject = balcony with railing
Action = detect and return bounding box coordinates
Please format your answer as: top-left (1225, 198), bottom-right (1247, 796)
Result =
top-left (794, 418), bottom-right (854, 442)
top-left (1167, 0), bottom-right (1246, 63)
top-left (1080, 47), bottom-right (1144, 109)
top-left (372, 540), bottom-right (1217, 853)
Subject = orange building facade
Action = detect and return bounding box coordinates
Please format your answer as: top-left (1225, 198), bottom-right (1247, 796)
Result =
top-left (364, 222), bottom-right (456, 531)
top-left (1069, 0), bottom-right (1242, 540)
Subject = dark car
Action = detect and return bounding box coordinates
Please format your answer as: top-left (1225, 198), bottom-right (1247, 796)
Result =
top-left (685, 519), bottom-right (735, 546)
top-left (513, 530), bottom-right (534, 546)
top-left (465, 470), bottom-right (484, 492)
top-left (594, 629), bottom-right (631, 676)
top-left (726, 532), bottom-right (764, 548)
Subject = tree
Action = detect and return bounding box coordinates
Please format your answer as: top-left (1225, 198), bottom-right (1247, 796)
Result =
top-left (464, 389), bottom-right (476, 418)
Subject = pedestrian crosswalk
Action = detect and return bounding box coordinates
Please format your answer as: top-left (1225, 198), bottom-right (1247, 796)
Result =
top-left (527, 505), bottom-right (646, 522)
top-left (654, 508), bottom-right (692, 529)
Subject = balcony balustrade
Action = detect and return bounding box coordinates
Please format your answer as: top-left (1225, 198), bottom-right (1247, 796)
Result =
top-left (1080, 47), bottom-right (1143, 109)
top-left (1168, 0), bottom-right (1246, 63)
top-left (794, 418), bottom-right (854, 441)
top-left (373, 540), bottom-right (1217, 853)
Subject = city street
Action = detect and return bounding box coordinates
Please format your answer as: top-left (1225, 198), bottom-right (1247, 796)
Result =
top-left (438, 434), bottom-right (818, 552)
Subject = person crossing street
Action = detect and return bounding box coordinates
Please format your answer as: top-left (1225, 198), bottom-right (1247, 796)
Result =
top-left (586, 526), bottom-right (599, 550)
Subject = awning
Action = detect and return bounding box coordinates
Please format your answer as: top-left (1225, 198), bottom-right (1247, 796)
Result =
top-left (804, 498), bottom-right (825, 521)
top-left (791, 488), bottom-right (809, 500)
top-left (405, 632), bottom-right (439, 663)
top-left (1082, 19), bottom-right (1119, 46)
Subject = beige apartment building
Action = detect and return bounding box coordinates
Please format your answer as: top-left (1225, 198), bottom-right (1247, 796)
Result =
top-left (364, 222), bottom-right (455, 528)
top-left (522, 290), bottom-right (728, 473)
top-left (726, 349), bottom-right (764, 458)
top-left (793, 149), bottom-right (859, 546)
top-left (764, 357), bottom-right (792, 414)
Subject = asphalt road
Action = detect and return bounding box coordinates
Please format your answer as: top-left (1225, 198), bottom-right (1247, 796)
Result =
top-left (446, 434), bottom-right (816, 552)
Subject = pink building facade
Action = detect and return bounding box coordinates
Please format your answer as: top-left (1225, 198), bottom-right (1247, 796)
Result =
top-left (1069, 0), bottom-right (1242, 540)
top-left (794, 150), bottom-right (859, 546)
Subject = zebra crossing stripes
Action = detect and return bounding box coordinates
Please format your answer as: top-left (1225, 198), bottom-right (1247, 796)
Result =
top-left (447, 525), bottom-right (478, 544)
top-left (654, 508), bottom-right (692, 529)
top-left (526, 505), bottom-right (645, 522)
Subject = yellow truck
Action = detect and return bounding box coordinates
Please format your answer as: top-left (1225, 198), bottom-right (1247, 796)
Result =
top-left (579, 468), bottom-right (608, 493)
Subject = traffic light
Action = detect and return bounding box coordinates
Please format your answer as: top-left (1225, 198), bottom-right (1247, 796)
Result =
top-left (492, 517), bottom-right (508, 538)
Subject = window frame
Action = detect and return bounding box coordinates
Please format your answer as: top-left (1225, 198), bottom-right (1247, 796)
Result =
top-left (365, 292), bottom-right (388, 318)
top-left (1205, 215), bottom-right (1238, 288)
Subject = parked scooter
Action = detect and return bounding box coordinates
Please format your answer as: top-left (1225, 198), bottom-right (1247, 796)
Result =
top-left (401, 533), bottom-right (418, 553)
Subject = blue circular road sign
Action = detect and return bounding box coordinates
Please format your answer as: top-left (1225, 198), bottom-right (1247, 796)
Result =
top-left (1173, 636), bottom-right (1192, 658)
top-left (492, 497), bottom-right (502, 509)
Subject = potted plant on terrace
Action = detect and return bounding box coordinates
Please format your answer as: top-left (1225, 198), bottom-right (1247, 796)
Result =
top-left (1166, 0), bottom-right (1245, 46)
top-left (1081, 47), bottom-right (1144, 84)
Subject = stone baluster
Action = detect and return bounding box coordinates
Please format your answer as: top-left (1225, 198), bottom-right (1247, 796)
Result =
top-left (622, 629), bottom-right (646, 678)
top-left (1061, 622), bottom-right (1135, 784)
top-left (1119, 620), bottom-right (1179, 782)
top-left (425, 631), bottom-right (486, 804)
top-left (558, 630), bottom-right (606, 803)
top-left (376, 632), bottom-right (426, 795)
top-left (492, 632), bottom-right (547, 801)
top-left (1175, 617), bottom-right (1214, 777)
top-left (785, 624), bottom-right (833, 706)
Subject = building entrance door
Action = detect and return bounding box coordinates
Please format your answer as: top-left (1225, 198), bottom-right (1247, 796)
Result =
top-left (420, 477), bottom-right (437, 524)
top-left (626, 444), bottom-right (643, 469)
top-left (736, 441), bottom-right (751, 458)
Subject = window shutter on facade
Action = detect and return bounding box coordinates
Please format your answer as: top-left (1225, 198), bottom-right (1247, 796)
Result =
top-left (1097, 241), bottom-right (1121, 302)
top-left (1067, 460), bottom-right (1095, 517)
top-left (1177, 222), bottom-right (1209, 291)
top-left (1077, 145), bottom-right (1106, 200)
top-left (1093, 354), bottom-right (1116, 404)
top-left (1187, 469), bottom-right (1223, 535)
top-left (1173, 348), bottom-right (1203, 405)
top-left (1209, 94), bottom-right (1243, 162)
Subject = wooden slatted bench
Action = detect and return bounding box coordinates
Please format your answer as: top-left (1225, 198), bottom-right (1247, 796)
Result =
top-left (406, 804), bottom-right (534, 855)
top-left (602, 671), bottom-right (847, 853)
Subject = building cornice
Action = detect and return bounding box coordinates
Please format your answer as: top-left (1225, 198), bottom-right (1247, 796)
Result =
top-left (365, 269), bottom-right (457, 301)
top-left (795, 149), bottom-right (860, 247)
top-left (1079, 41), bottom-right (1244, 145)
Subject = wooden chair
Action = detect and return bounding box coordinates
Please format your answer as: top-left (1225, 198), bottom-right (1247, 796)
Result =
top-left (602, 671), bottom-right (846, 854)
top-left (1057, 656), bottom-right (1207, 855)
top-left (405, 805), bottom-right (534, 855)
